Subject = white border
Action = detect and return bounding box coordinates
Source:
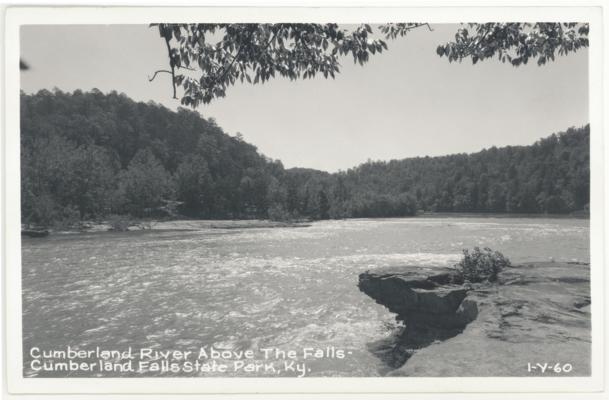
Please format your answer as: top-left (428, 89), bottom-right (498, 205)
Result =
top-left (2, 4), bottom-right (606, 395)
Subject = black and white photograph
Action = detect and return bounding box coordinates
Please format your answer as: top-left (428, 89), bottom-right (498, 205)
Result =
top-left (2, 4), bottom-right (607, 396)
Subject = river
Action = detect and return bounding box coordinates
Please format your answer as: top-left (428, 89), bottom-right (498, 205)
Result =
top-left (21, 216), bottom-right (589, 377)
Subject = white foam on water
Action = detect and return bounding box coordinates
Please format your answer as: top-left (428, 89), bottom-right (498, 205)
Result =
top-left (323, 252), bottom-right (461, 267)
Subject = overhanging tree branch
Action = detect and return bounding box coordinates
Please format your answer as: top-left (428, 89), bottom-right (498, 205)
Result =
top-left (148, 69), bottom-right (173, 82)
top-left (152, 22), bottom-right (588, 107)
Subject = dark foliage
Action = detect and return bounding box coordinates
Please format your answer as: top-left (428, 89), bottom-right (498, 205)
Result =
top-left (437, 23), bottom-right (589, 67)
top-left (154, 23), bottom-right (587, 106)
top-left (20, 90), bottom-right (589, 227)
top-left (153, 23), bottom-right (427, 106)
top-left (455, 247), bottom-right (511, 283)
top-left (338, 124), bottom-right (590, 214)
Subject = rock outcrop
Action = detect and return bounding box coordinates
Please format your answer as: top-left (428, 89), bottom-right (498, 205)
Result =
top-left (359, 262), bottom-right (591, 376)
top-left (358, 267), bottom-right (478, 368)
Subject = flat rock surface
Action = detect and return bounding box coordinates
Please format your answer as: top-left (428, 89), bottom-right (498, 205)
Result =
top-left (388, 262), bottom-right (591, 376)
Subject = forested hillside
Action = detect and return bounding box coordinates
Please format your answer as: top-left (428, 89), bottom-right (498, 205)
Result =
top-left (335, 125), bottom-right (590, 216)
top-left (20, 90), bottom-right (589, 227)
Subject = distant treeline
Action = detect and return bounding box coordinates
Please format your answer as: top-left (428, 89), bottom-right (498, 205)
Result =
top-left (21, 90), bottom-right (589, 227)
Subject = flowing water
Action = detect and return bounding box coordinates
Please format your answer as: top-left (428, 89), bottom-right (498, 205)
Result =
top-left (21, 216), bottom-right (589, 377)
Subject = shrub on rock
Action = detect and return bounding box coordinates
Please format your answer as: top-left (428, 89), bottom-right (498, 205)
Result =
top-left (456, 247), bottom-right (511, 283)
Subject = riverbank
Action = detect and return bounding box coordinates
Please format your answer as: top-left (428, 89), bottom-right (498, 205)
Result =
top-left (24, 210), bottom-right (589, 237)
top-left (359, 261), bottom-right (590, 376)
top-left (417, 211), bottom-right (590, 219)
top-left (23, 218), bottom-right (312, 236)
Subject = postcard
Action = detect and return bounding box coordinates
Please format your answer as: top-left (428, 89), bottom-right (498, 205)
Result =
top-left (2, 3), bottom-right (606, 397)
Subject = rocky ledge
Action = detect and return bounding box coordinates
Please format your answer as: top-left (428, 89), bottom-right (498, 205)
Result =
top-left (358, 267), bottom-right (478, 368)
top-left (359, 262), bottom-right (591, 376)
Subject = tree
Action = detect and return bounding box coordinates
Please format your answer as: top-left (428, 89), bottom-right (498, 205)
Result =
top-left (117, 149), bottom-right (174, 216)
top-left (174, 154), bottom-right (213, 216)
top-left (151, 23), bottom-right (430, 106)
top-left (317, 189), bottom-right (330, 220)
top-left (153, 23), bottom-right (588, 106)
top-left (437, 23), bottom-right (589, 66)
top-left (20, 90), bottom-right (590, 225)
top-left (21, 135), bottom-right (117, 226)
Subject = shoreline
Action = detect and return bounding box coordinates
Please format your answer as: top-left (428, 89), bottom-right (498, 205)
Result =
top-left (22, 219), bottom-right (313, 236)
top-left (416, 212), bottom-right (589, 219)
top-left (22, 212), bottom-right (589, 237)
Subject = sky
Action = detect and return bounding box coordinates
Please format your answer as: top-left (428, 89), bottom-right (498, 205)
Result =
top-left (20, 24), bottom-right (589, 172)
